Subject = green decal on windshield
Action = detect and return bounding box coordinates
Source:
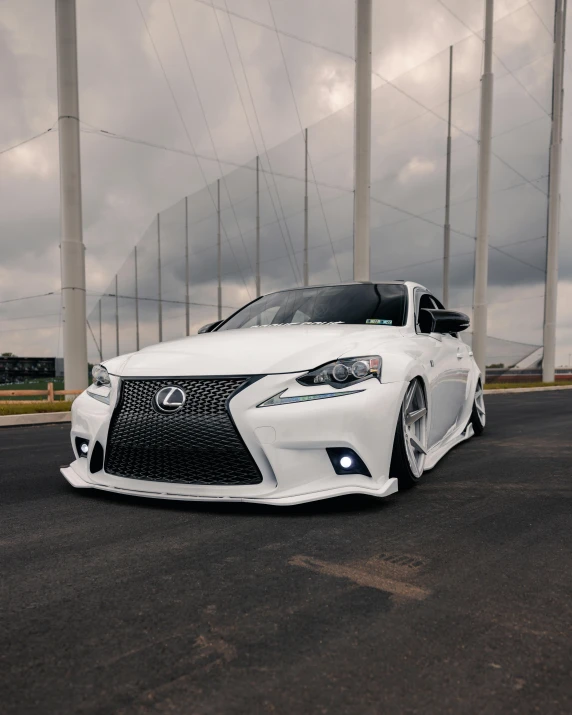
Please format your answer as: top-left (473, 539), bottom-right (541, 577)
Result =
top-left (366, 319), bottom-right (392, 325)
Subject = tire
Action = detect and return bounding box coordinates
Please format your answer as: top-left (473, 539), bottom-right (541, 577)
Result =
top-left (390, 378), bottom-right (428, 490)
top-left (470, 379), bottom-right (486, 436)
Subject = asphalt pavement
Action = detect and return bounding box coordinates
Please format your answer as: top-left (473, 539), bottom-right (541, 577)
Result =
top-left (1, 391), bottom-right (571, 714)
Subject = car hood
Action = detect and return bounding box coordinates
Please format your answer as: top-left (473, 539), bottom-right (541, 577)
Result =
top-left (106, 325), bottom-right (406, 377)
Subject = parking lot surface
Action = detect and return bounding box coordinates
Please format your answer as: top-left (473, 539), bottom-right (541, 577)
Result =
top-left (1, 391), bottom-right (571, 714)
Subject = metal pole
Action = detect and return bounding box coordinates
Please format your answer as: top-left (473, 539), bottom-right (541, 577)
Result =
top-left (256, 158), bottom-right (261, 297)
top-left (217, 179), bottom-right (222, 321)
top-left (185, 197), bottom-right (190, 336)
top-left (304, 128), bottom-right (309, 286)
top-left (472, 0), bottom-right (495, 380)
top-left (134, 245), bottom-right (140, 351)
top-left (353, 0), bottom-right (372, 282)
top-left (443, 45), bottom-right (453, 308)
top-left (98, 299), bottom-right (102, 361)
top-left (157, 213), bottom-right (163, 342)
top-left (543, 0), bottom-right (566, 382)
top-left (55, 0), bottom-right (88, 393)
top-left (115, 274), bottom-right (119, 357)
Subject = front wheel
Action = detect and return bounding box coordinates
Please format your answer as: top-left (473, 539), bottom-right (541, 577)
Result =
top-left (390, 378), bottom-right (428, 489)
top-left (470, 379), bottom-right (486, 435)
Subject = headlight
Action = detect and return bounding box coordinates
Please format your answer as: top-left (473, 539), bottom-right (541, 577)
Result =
top-left (297, 356), bottom-right (381, 389)
top-left (91, 364), bottom-right (111, 387)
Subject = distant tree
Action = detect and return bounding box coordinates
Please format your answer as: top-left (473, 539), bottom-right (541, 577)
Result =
top-left (1, 352), bottom-right (16, 357)
top-left (487, 363), bottom-right (505, 368)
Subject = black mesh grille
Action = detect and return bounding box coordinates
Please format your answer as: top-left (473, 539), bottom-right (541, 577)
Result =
top-left (104, 378), bottom-right (262, 486)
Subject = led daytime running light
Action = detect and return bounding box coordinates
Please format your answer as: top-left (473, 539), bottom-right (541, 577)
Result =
top-left (258, 389), bottom-right (364, 407)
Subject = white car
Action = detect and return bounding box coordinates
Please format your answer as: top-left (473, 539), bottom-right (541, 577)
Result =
top-left (61, 281), bottom-right (486, 505)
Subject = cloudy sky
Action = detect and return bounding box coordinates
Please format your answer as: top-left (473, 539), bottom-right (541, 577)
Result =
top-left (1, 0), bottom-right (571, 366)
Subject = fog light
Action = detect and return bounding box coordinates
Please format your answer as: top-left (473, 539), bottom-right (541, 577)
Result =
top-left (326, 448), bottom-right (371, 477)
top-left (75, 437), bottom-right (90, 458)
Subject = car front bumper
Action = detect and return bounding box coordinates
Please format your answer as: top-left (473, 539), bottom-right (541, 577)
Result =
top-left (61, 374), bottom-right (407, 505)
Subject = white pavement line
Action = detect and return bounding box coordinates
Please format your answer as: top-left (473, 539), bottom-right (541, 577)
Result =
top-left (485, 385), bottom-right (572, 395)
top-left (0, 412), bottom-right (71, 428)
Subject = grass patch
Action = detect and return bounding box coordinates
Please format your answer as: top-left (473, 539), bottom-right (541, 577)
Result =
top-left (485, 381), bottom-right (572, 390)
top-left (0, 401), bottom-right (72, 416)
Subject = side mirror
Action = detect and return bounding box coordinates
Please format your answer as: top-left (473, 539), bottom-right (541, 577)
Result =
top-left (198, 320), bottom-right (223, 334)
top-left (420, 309), bottom-right (470, 334)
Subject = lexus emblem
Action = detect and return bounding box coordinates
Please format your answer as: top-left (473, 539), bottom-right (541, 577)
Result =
top-left (154, 386), bottom-right (186, 414)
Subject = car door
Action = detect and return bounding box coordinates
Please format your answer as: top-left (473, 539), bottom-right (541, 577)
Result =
top-left (431, 295), bottom-right (470, 433)
top-left (414, 291), bottom-right (467, 448)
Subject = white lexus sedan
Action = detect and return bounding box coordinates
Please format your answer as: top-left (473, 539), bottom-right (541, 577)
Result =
top-left (61, 281), bottom-right (485, 505)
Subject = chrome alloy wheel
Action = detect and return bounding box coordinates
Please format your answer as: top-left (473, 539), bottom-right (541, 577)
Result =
top-left (402, 380), bottom-right (428, 478)
top-left (474, 380), bottom-right (486, 427)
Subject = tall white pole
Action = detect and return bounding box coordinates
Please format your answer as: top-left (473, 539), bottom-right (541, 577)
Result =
top-left (256, 159), bottom-right (261, 297)
top-left (56, 0), bottom-right (88, 392)
top-left (472, 0), bottom-right (495, 380)
top-left (304, 128), bottom-right (309, 286)
top-left (98, 299), bottom-right (102, 361)
top-left (353, 0), bottom-right (372, 282)
top-left (157, 214), bottom-right (163, 342)
top-left (217, 179), bottom-right (222, 321)
top-left (543, 0), bottom-right (567, 382)
top-left (115, 274), bottom-right (119, 356)
top-left (443, 45), bottom-right (453, 308)
top-left (185, 197), bottom-right (190, 336)
top-left (134, 245), bottom-right (140, 351)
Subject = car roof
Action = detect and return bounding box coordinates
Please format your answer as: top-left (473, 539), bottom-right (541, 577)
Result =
top-left (262, 280), bottom-right (426, 297)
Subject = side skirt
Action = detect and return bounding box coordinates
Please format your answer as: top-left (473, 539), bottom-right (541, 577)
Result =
top-left (423, 422), bottom-right (474, 471)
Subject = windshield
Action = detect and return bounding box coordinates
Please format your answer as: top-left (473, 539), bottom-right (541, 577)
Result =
top-left (218, 284), bottom-right (408, 330)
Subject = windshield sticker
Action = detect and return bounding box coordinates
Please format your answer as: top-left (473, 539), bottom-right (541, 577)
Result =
top-left (250, 321), bottom-right (345, 328)
top-left (366, 319), bottom-right (392, 325)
